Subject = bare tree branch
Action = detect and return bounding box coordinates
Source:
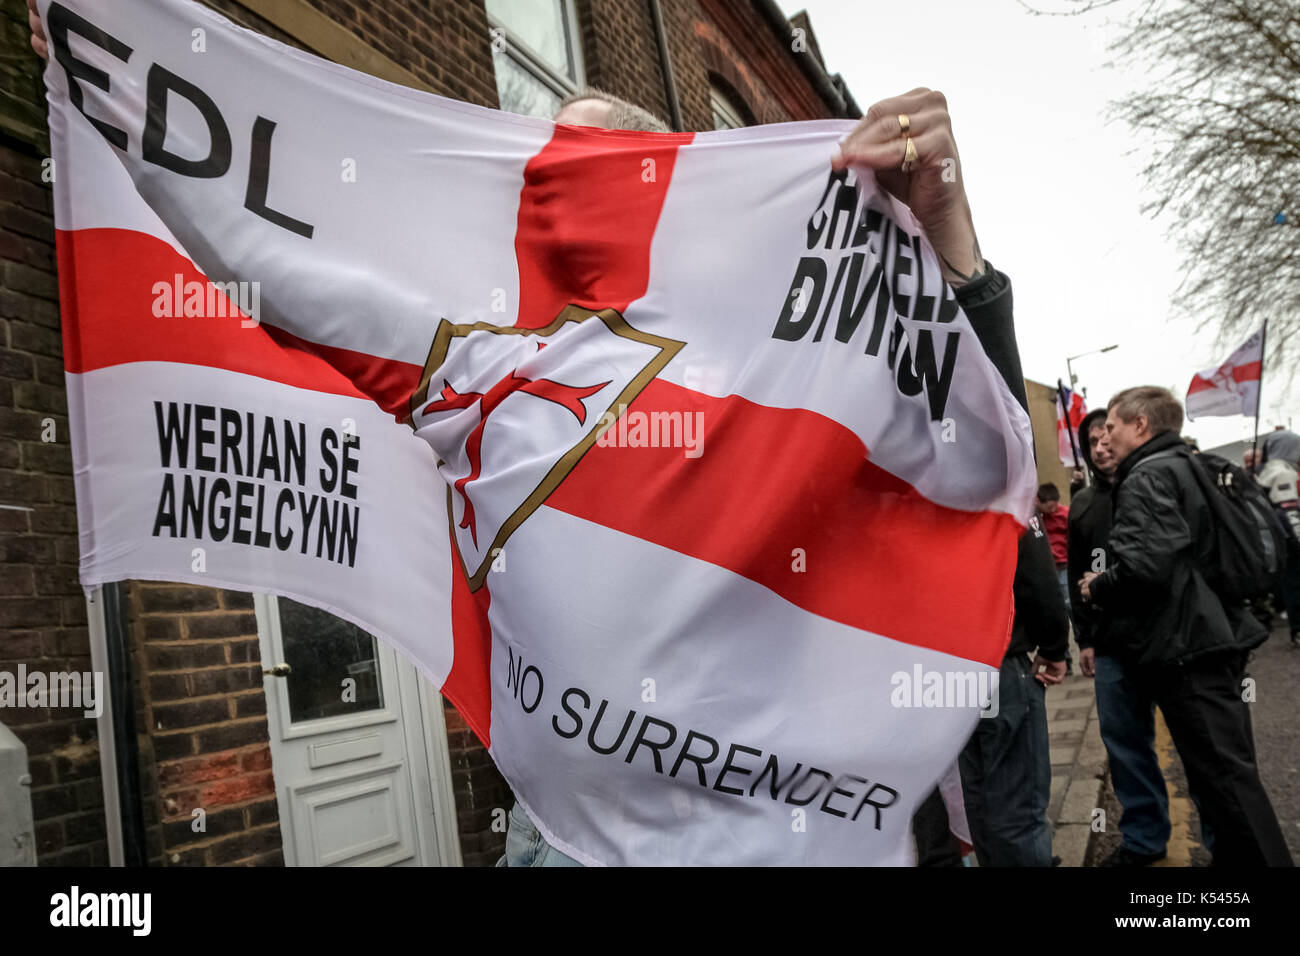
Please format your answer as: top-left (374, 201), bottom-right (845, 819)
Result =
top-left (1045, 0), bottom-right (1299, 386)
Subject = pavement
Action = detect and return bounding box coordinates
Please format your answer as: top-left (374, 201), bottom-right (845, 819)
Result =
top-left (1046, 621), bottom-right (1300, 868)
top-left (1241, 622), bottom-right (1300, 862)
top-left (1045, 664), bottom-right (1106, 867)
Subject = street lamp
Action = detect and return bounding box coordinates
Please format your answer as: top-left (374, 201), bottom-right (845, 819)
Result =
top-left (1066, 344), bottom-right (1119, 396)
top-left (1060, 344), bottom-right (1119, 490)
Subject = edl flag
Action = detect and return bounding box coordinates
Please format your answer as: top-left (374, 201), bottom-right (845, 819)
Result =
top-left (38, 0), bottom-right (1036, 864)
top-left (1186, 327), bottom-right (1264, 421)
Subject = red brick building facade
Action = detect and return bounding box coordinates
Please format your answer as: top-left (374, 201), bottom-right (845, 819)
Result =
top-left (0, 0), bottom-right (858, 867)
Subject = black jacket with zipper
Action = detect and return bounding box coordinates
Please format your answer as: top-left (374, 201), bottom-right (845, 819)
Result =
top-left (1088, 430), bottom-right (1266, 668)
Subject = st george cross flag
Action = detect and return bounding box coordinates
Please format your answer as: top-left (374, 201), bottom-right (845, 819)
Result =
top-left (1185, 327), bottom-right (1264, 421)
top-left (1056, 386), bottom-right (1086, 467)
top-left (39, 0), bottom-right (1036, 864)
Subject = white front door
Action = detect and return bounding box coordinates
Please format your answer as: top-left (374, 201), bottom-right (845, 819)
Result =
top-left (254, 594), bottom-right (461, 866)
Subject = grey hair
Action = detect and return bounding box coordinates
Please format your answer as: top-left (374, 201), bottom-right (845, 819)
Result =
top-left (557, 87), bottom-right (671, 133)
top-left (1107, 385), bottom-right (1184, 436)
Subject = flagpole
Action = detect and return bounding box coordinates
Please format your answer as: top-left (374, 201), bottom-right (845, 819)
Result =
top-left (1057, 378), bottom-right (1081, 470)
top-left (1252, 319), bottom-right (1268, 465)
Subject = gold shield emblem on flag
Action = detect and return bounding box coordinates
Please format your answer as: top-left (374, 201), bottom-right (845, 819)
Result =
top-left (408, 305), bottom-right (684, 591)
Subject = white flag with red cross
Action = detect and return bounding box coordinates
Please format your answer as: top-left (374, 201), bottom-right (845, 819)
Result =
top-left (1186, 327), bottom-right (1264, 421)
top-left (39, 0), bottom-right (1036, 865)
top-left (1056, 385), bottom-right (1087, 466)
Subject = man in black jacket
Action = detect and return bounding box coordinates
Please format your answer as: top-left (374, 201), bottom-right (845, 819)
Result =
top-left (1070, 408), bottom-right (1176, 866)
top-left (915, 509), bottom-right (1069, 867)
top-left (1081, 386), bottom-right (1292, 866)
top-left (921, 242), bottom-right (1071, 865)
top-left (956, 514), bottom-right (1068, 866)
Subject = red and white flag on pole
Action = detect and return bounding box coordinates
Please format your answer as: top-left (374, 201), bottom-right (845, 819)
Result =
top-left (39, 0), bottom-right (1036, 864)
top-left (1185, 327), bottom-right (1264, 421)
top-left (1056, 386), bottom-right (1086, 466)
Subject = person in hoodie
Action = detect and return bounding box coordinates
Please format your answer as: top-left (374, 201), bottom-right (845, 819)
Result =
top-left (1069, 408), bottom-right (1182, 866)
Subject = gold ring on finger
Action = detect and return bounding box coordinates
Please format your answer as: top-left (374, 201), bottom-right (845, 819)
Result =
top-left (901, 136), bottom-right (918, 172)
top-left (897, 113), bottom-right (910, 135)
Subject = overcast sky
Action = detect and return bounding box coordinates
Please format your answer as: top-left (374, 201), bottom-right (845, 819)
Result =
top-left (783, 0), bottom-right (1292, 454)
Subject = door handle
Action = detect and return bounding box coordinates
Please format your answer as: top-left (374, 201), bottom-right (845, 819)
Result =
top-left (263, 663), bottom-right (292, 677)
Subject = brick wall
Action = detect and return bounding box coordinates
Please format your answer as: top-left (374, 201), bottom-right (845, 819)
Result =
top-left (0, 0), bottom-right (855, 869)
top-left (571, 0), bottom-right (851, 132)
top-left (694, 0), bottom-right (834, 124)
top-left (132, 582), bottom-right (280, 866)
top-left (298, 0), bottom-right (498, 105)
top-left (578, 0), bottom-right (677, 126)
top-left (443, 698), bottom-right (513, 867)
top-left (0, 0), bottom-right (108, 866)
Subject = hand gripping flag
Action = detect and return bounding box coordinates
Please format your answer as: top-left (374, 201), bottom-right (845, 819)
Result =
top-left (1186, 327), bottom-right (1264, 421)
top-left (40, 0), bottom-right (1036, 865)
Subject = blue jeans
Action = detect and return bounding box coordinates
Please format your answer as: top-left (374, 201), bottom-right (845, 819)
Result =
top-left (1094, 653), bottom-right (1170, 856)
top-left (1055, 568), bottom-right (1073, 666)
top-left (1056, 567), bottom-right (1071, 611)
top-left (495, 802), bottom-right (583, 867)
top-left (959, 654), bottom-right (1053, 866)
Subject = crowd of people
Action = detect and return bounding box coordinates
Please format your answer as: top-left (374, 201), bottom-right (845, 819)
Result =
top-left (920, 396), bottom-right (1299, 868)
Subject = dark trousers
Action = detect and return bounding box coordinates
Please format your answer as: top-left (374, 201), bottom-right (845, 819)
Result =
top-left (959, 653), bottom-right (1053, 867)
top-left (1138, 653), bottom-right (1294, 867)
top-left (1282, 541), bottom-right (1300, 637)
top-left (912, 786), bottom-right (963, 867)
top-left (1094, 653), bottom-right (1171, 856)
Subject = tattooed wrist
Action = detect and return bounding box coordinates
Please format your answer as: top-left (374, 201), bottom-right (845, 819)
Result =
top-left (938, 240), bottom-right (985, 287)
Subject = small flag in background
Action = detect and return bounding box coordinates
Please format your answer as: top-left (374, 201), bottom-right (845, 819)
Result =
top-left (1186, 327), bottom-right (1263, 421)
top-left (1056, 386), bottom-right (1087, 466)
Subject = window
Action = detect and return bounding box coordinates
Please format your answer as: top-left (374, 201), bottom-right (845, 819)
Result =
top-left (710, 85), bottom-right (748, 131)
top-left (275, 597), bottom-right (383, 723)
top-left (487, 0), bottom-right (584, 119)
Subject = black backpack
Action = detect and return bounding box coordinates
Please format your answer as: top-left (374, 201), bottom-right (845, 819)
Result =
top-left (1143, 447), bottom-right (1287, 601)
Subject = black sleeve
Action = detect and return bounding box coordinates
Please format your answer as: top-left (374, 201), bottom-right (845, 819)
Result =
top-left (956, 262), bottom-right (1066, 658)
top-left (1015, 519), bottom-right (1071, 661)
top-left (953, 261), bottom-right (1027, 414)
top-left (1066, 505), bottom-right (1094, 650)
top-left (1091, 467), bottom-right (1192, 604)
